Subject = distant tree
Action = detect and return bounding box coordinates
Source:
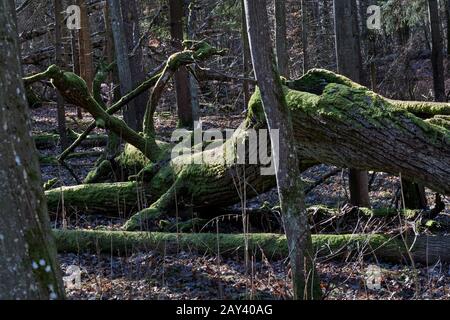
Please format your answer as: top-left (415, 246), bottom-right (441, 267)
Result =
top-left (333, 0), bottom-right (370, 207)
top-left (108, 0), bottom-right (140, 130)
top-left (428, 0), bottom-right (446, 102)
top-left (169, 0), bottom-right (195, 129)
top-left (53, 0), bottom-right (68, 150)
top-left (120, 0), bottom-right (149, 130)
top-left (301, 0), bottom-right (309, 73)
top-left (241, 0), bottom-right (252, 107)
top-left (275, 0), bottom-right (288, 76)
top-left (445, 0), bottom-right (450, 59)
top-left (76, 0), bottom-right (94, 94)
top-left (0, 0), bottom-right (64, 299)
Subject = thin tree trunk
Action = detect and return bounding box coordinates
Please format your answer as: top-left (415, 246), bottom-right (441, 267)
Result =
top-left (169, 0), bottom-right (194, 129)
top-left (301, 0), bottom-right (309, 73)
top-left (241, 0), bottom-right (251, 107)
top-left (274, 0), bottom-right (288, 77)
top-left (428, 0), bottom-right (447, 102)
top-left (53, 0), bottom-right (68, 150)
top-left (187, 0), bottom-right (200, 123)
top-left (446, 0), bottom-right (450, 58)
top-left (333, 0), bottom-right (370, 207)
top-left (108, 0), bottom-right (139, 130)
top-left (70, 29), bottom-right (83, 119)
top-left (0, 0), bottom-right (64, 299)
top-left (244, 0), bottom-right (321, 300)
top-left (77, 0), bottom-right (94, 93)
top-left (120, 0), bottom-right (148, 130)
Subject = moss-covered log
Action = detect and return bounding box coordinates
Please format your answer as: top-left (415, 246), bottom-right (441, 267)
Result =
top-left (33, 133), bottom-right (108, 149)
top-left (39, 151), bottom-right (103, 166)
top-left (53, 229), bottom-right (450, 264)
top-left (41, 68), bottom-right (449, 229)
top-left (45, 182), bottom-right (151, 216)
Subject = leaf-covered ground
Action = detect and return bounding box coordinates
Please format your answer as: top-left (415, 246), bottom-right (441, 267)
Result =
top-left (59, 251), bottom-right (449, 300)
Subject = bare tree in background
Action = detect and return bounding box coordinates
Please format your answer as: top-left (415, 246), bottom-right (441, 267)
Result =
top-left (333, 0), bottom-right (370, 207)
top-left (275, 0), bottom-right (288, 77)
top-left (53, 0), bottom-right (68, 150)
top-left (169, 0), bottom-right (195, 129)
top-left (428, 0), bottom-right (446, 102)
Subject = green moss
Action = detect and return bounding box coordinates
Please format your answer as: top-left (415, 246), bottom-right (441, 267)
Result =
top-left (306, 206), bottom-right (418, 219)
top-left (426, 116), bottom-right (450, 130)
top-left (43, 178), bottom-right (58, 191)
top-left (45, 181), bottom-right (145, 216)
top-left (424, 220), bottom-right (441, 231)
top-left (83, 160), bottom-right (114, 184)
top-left (286, 68), bottom-right (366, 94)
top-left (53, 229), bottom-right (413, 262)
top-left (388, 100), bottom-right (450, 118)
top-left (33, 133), bottom-right (59, 148)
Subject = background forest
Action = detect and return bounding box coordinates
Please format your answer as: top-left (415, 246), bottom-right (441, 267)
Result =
top-left (0, 0), bottom-right (449, 300)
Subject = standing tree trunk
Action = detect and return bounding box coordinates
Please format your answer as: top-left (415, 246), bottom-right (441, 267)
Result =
top-left (108, 0), bottom-right (139, 130)
top-left (53, 0), bottom-right (68, 150)
top-left (70, 29), bottom-right (84, 119)
top-left (244, 0), bottom-right (321, 300)
top-left (0, 0), bottom-right (64, 299)
top-left (445, 0), bottom-right (450, 59)
top-left (169, 0), bottom-right (194, 129)
top-left (275, 0), bottom-right (288, 77)
top-left (120, 0), bottom-right (149, 130)
top-left (77, 0), bottom-right (94, 93)
top-left (300, 0), bottom-right (309, 74)
top-left (333, 0), bottom-right (370, 207)
top-left (187, 0), bottom-right (200, 123)
top-left (428, 0), bottom-right (446, 102)
top-left (241, 0), bottom-right (251, 107)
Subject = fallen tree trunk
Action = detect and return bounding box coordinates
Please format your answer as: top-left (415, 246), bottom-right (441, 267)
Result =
top-left (53, 229), bottom-right (450, 264)
top-left (33, 133), bottom-right (108, 149)
top-left (46, 182), bottom-right (150, 216)
top-left (34, 67), bottom-right (448, 229)
top-left (39, 151), bottom-right (103, 166)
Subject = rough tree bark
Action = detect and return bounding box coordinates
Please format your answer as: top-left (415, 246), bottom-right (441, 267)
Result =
top-left (53, 0), bottom-right (68, 150)
top-left (301, 0), bottom-right (309, 73)
top-left (169, 0), bottom-right (195, 129)
top-left (241, 0), bottom-right (252, 107)
top-left (77, 0), bottom-right (94, 94)
top-left (275, 0), bottom-right (288, 77)
top-left (108, 0), bottom-right (139, 130)
top-left (187, 0), bottom-right (200, 123)
top-left (0, 0), bottom-right (64, 299)
top-left (333, 0), bottom-right (370, 207)
top-left (428, 0), bottom-right (446, 102)
top-left (120, 0), bottom-right (149, 130)
top-left (244, 0), bottom-right (321, 300)
top-left (446, 0), bottom-right (450, 61)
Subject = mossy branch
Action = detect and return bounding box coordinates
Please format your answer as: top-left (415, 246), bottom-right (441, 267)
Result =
top-left (142, 40), bottom-right (227, 137)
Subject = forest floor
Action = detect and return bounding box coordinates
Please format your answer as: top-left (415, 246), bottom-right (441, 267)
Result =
top-left (33, 104), bottom-right (450, 300)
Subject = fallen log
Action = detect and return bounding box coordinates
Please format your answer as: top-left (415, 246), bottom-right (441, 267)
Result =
top-left (33, 133), bottom-right (108, 149)
top-left (46, 182), bottom-right (150, 216)
top-left (39, 151), bottom-right (103, 166)
top-left (29, 65), bottom-right (449, 229)
top-left (53, 229), bottom-right (450, 264)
